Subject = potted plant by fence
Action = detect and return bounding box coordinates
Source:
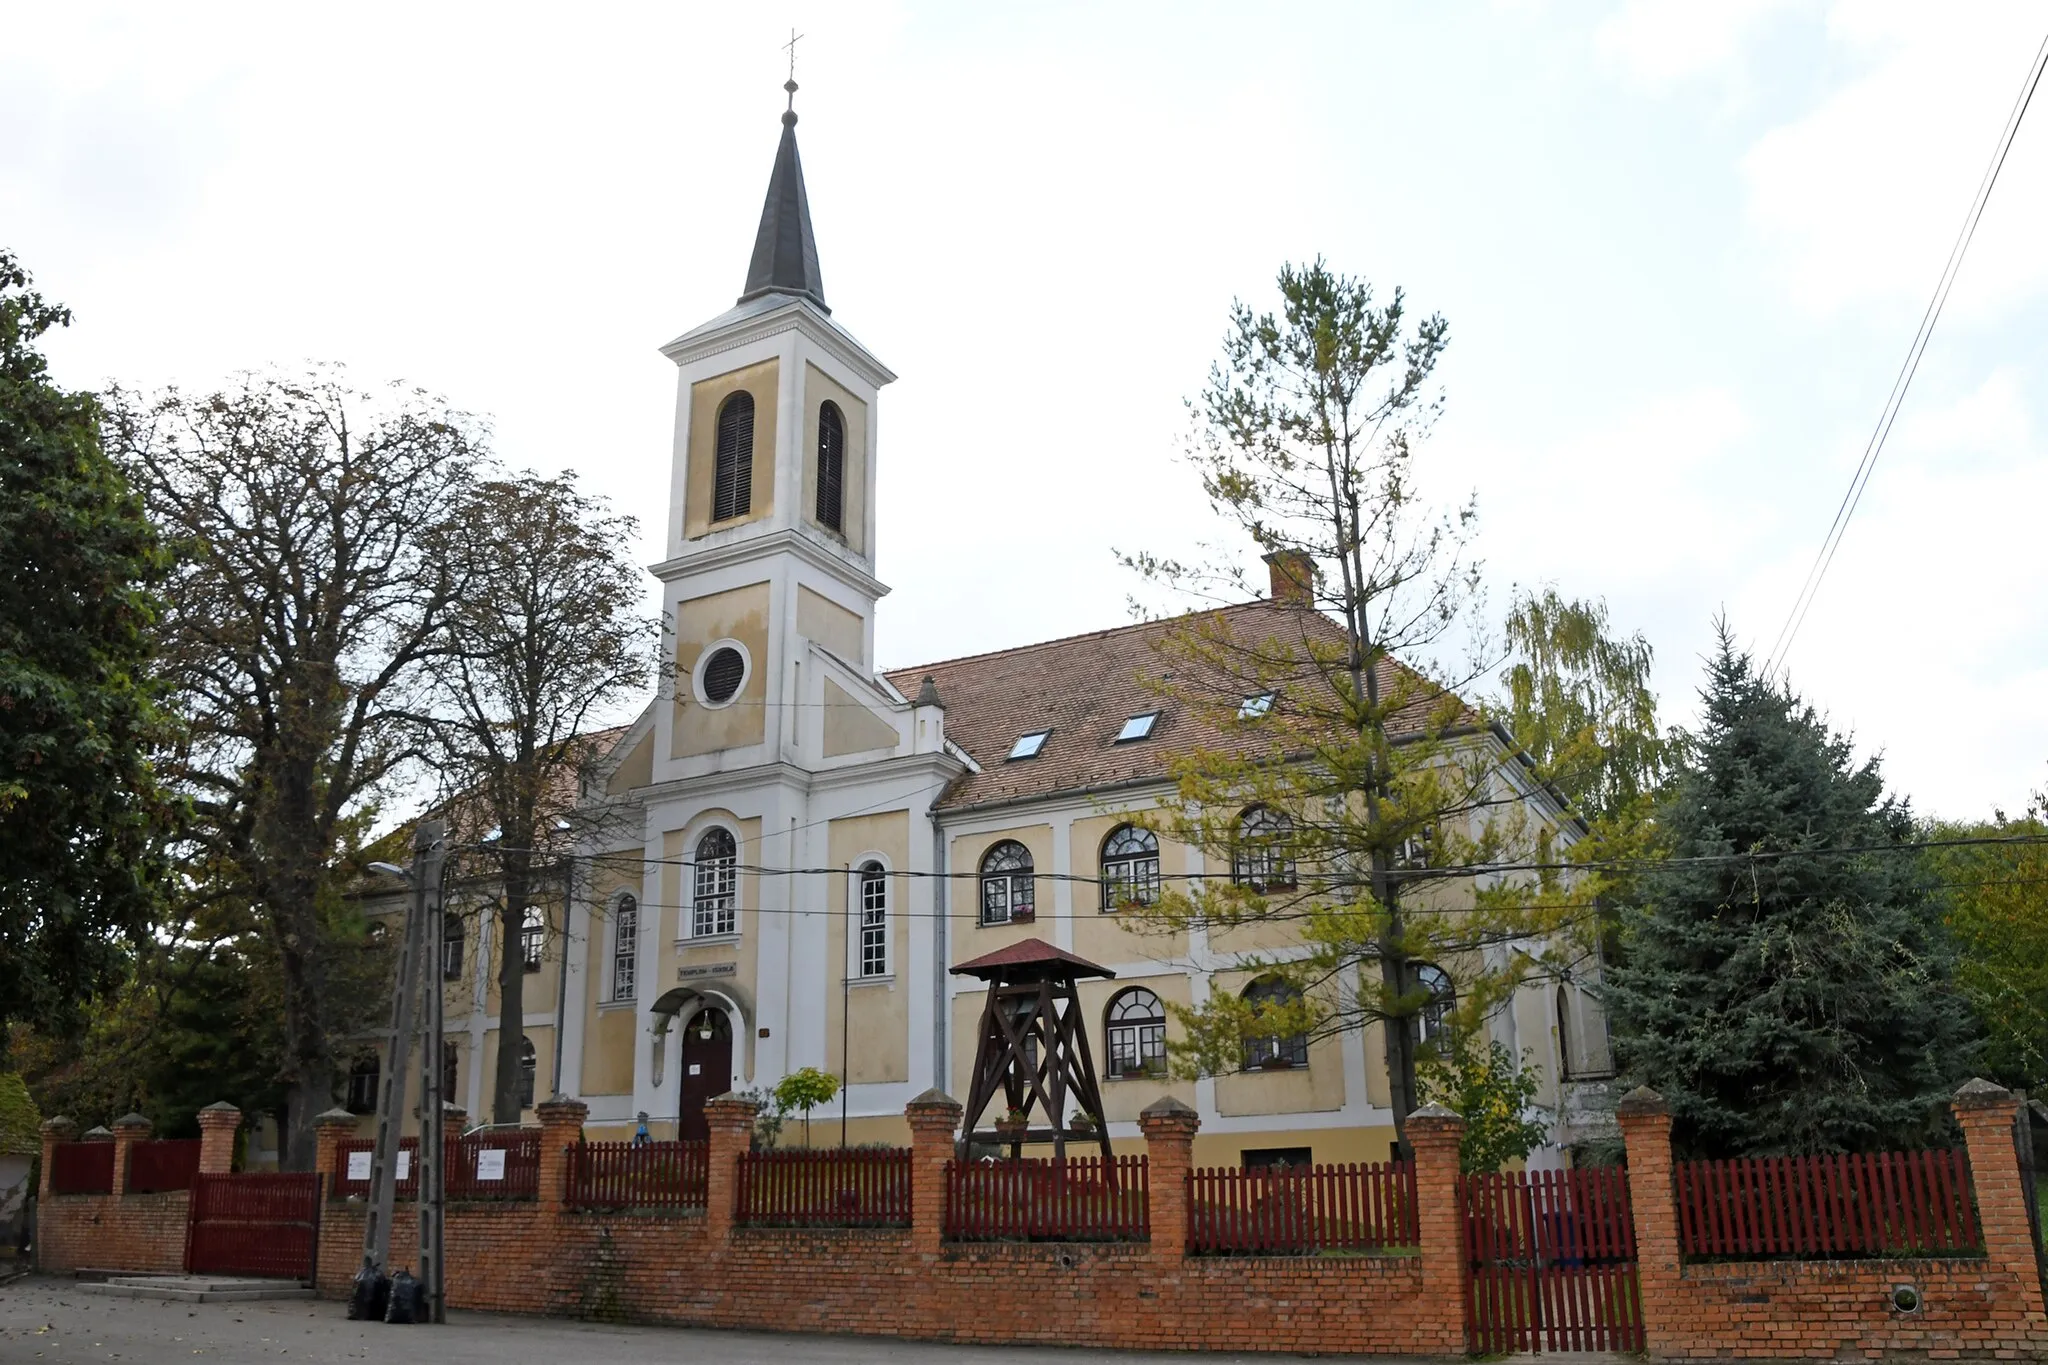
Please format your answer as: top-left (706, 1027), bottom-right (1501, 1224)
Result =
top-left (1068, 1111), bottom-right (1097, 1135)
top-left (995, 1107), bottom-right (1030, 1141)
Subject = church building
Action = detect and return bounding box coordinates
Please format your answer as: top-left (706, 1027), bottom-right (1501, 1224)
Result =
top-left (362, 93), bottom-right (1616, 1169)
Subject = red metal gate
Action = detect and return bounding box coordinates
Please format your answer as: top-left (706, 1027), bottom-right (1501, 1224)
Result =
top-left (1461, 1167), bottom-right (1643, 1353)
top-left (185, 1172), bottom-right (321, 1280)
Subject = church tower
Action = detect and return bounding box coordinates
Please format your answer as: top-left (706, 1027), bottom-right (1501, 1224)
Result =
top-left (650, 81), bottom-right (896, 780)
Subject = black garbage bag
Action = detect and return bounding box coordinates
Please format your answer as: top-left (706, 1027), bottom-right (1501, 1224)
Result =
top-left (346, 1267), bottom-right (390, 1321)
top-left (384, 1269), bottom-right (424, 1325)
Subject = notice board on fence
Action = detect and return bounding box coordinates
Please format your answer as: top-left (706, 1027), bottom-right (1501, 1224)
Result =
top-left (476, 1148), bottom-right (506, 1181)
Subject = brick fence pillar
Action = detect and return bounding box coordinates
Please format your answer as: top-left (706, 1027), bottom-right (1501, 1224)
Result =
top-left (702, 1093), bottom-right (757, 1244)
top-left (1406, 1102), bottom-right (1467, 1355)
top-left (1615, 1085), bottom-right (1681, 1356)
top-left (38, 1117), bottom-right (75, 1198)
top-left (110, 1112), bottom-right (151, 1197)
top-left (535, 1096), bottom-right (588, 1220)
top-left (1953, 1077), bottom-right (2048, 1328)
top-left (313, 1108), bottom-right (357, 1191)
top-left (905, 1088), bottom-right (962, 1253)
top-left (1137, 1095), bottom-right (1199, 1263)
top-left (196, 1101), bottom-right (241, 1174)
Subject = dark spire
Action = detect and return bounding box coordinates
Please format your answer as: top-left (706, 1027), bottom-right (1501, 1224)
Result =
top-left (738, 79), bottom-right (827, 313)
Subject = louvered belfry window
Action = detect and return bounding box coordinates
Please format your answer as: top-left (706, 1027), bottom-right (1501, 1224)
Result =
top-left (712, 391), bottom-right (754, 523)
top-left (816, 401), bottom-right (845, 532)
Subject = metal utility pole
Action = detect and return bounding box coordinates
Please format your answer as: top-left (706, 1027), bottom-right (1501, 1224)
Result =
top-left (416, 829), bottom-right (448, 1324)
top-left (360, 819), bottom-right (444, 1280)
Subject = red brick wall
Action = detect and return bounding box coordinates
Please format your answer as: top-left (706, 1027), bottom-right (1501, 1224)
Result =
top-left (36, 1192), bottom-right (188, 1275)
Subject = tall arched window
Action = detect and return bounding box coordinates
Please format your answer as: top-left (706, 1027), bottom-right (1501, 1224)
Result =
top-left (441, 1040), bottom-right (459, 1106)
top-left (816, 401), bottom-right (845, 533)
top-left (1233, 806), bottom-right (1297, 892)
top-left (1556, 984), bottom-right (1576, 1080)
top-left (857, 861), bottom-right (887, 977)
top-left (1413, 963), bottom-right (1454, 1047)
top-left (346, 1052), bottom-right (380, 1114)
top-left (694, 827), bottom-right (739, 937)
top-left (441, 914), bottom-right (465, 981)
top-left (611, 894), bottom-right (638, 1001)
top-left (1105, 988), bottom-right (1167, 1078)
top-left (712, 391), bottom-right (755, 523)
top-left (1100, 824), bottom-right (1161, 911)
top-left (1242, 975), bottom-right (1309, 1070)
top-left (979, 841), bottom-right (1035, 926)
top-left (516, 1036), bottom-right (536, 1109)
top-left (521, 905), bottom-right (544, 972)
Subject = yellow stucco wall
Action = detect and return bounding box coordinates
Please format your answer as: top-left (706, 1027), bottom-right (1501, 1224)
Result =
top-left (823, 810), bottom-right (912, 1085)
top-left (1210, 967), bottom-right (1347, 1117)
top-left (1067, 811), bottom-right (1189, 964)
top-left (683, 357), bottom-right (778, 540)
top-left (659, 813), bottom-right (763, 1079)
top-left (580, 861), bottom-right (645, 1097)
top-left (949, 824), bottom-right (1056, 956)
top-left (605, 728), bottom-right (653, 795)
top-left (796, 585), bottom-right (864, 663)
top-left (800, 363), bottom-right (868, 554)
top-left (1076, 971), bottom-right (1198, 1121)
top-left (821, 678), bottom-right (898, 758)
top-left (672, 582), bottom-right (771, 759)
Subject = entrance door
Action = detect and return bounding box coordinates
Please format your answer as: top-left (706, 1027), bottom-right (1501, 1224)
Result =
top-left (185, 1172), bottom-right (320, 1280)
top-left (677, 1007), bottom-right (734, 1142)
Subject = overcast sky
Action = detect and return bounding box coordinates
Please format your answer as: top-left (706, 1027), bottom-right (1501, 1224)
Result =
top-left (5, 1), bottom-right (2045, 820)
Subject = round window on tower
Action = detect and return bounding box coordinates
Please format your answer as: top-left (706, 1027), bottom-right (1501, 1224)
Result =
top-left (695, 642), bottom-right (749, 708)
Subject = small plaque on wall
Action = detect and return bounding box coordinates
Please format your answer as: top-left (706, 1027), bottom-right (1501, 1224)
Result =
top-left (676, 961), bottom-right (737, 982)
top-left (347, 1150), bottom-right (372, 1181)
top-left (476, 1148), bottom-right (507, 1181)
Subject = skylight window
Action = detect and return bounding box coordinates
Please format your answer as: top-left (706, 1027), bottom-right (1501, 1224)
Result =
top-left (1238, 691), bottom-right (1276, 720)
top-left (1115, 711), bottom-right (1160, 743)
top-left (1007, 729), bottom-right (1051, 760)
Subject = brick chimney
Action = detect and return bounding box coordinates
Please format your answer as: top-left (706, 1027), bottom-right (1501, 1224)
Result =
top-left (1263, 549), bottom-right (1315, 605)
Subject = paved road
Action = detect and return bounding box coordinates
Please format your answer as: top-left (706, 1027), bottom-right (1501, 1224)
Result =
top-left (0, 1276), bottom-right (1397, 1363)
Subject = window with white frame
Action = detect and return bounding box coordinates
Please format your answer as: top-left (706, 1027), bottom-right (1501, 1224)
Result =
top-left (1232, 806), bottom-right (1297, 892)
top-left (693, 828), bottom-right (738, 936)
top-left (1242, 975), bottom-right (1309, 1069)
top-left (521, 905), bottom-right (544, 971)
top-left (611, 894), bottom-right (638, 1001)
top-left (979, 841), bottom-right (1035, 925)
top-left (857, 861), bottom-right (887, 977)
top-left (1099, 824), bottom-right (1161, 911)
top-left (1105, 987), bottom-right (1167, 1079)
top-left (1413, 963), bottom-right (1454, 1048)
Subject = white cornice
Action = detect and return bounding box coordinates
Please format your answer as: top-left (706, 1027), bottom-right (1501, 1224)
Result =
top-left (649, 526), bottom-right (891, 600)
top-left (660, 298), bottom-right (896, 390)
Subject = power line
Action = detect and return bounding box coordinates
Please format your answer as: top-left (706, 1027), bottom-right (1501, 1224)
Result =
top-left (1764, 25), bottom-right (2048, 679)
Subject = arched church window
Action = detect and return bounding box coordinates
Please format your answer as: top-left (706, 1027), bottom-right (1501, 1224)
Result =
top-left (1232, 806), bottom-right (1297, 892)
top-left (857, 861), bottom-right (887, 977)
top-left (693, 827), bottom-right (739, 937)
top-left (1242, 975), bottom-right (1309, 1070)
top-left (611, 894), bottom-right (638, 1001)
top-left (979, 841), bottom-right (1035, 926)
top-left (521, 905), bottom-right (544, 972)
top-left (441, 1039), bottom-right (459, 1105)
top-left (1100, 824), bottom-right (1161, 911)
top-left (712, 391), bottom-right (754, 523)
top-left (346, 1052), bottom-right (380, 1114)
top-left (817, 401), bottom-right (845, 533)
top-left (1105, 988), bottom-right (1167, 1078)
top-left (516, 1036), bottom-right (536, 1110)
top-left (1413, 963), bottom-right (1454, 1048)
top-left (441, 914), bottom-right (464, 981)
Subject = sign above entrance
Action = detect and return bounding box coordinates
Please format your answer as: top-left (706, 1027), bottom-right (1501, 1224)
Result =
top-left (677, 961), bottom-right (738, 982)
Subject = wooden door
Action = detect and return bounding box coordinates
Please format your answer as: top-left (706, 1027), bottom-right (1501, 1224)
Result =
top-left (677, 1007), bottom-right (734, 1142)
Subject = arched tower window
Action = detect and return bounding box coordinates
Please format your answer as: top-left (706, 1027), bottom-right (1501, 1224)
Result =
top-left (712, 391), bottom-right (755, 523)
top-left (816, 400), bottom-right (845, 533)
top-left (1100, 824), bottom-right (1161, 911)
top-left (516, 1036), bottom-right (536, 1110)
top-left (1105, 988), bottom-right (1167, 1079)
top-left (612, 894), bottom-right (638, 1001)
top-left (979, 841), bottom-right (1035, 926)
top-left (1242, 975), bottom-right (1309, 1070)
top-left (857, 861), bottom-right (887, 977)
top-left (693, 827), bottom-right (739, 937)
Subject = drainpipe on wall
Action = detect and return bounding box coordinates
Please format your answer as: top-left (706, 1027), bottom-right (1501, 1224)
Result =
top-left (931, 810), bottom-right (947, 1095)
top-left (552, 856), bottom-right (573, 1105)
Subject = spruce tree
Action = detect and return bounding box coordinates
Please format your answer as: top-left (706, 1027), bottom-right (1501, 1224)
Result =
top-left (1602, 625), bottom-right (1975, 1156)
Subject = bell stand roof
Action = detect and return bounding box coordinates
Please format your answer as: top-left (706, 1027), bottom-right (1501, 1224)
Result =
top-left (951, 937), bottom-right (1116, 983)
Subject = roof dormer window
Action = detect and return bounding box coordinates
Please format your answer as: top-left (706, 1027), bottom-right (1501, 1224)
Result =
top-left (1238, 691), bottom-right (1276, 720)
top-left (1114, 711), bottom-right (1160, 743)
top-left (1007, 729), bottom-right (1051, 761)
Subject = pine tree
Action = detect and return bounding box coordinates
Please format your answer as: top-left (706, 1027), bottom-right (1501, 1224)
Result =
top-left (1601, 625), bottom-right (1976, 1155)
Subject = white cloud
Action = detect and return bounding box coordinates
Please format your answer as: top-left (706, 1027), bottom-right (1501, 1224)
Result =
top-left (1594, 0), bottom-right (1797, 90)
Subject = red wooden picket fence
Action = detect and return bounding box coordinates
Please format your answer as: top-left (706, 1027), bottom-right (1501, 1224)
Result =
top-left (126, 1139), bottom-right (203, 1194)
top-left (1187, 1160), bottom-right (1417, 1254)
top-left (1676, 1149), bottom-right (1981, 1259)
top-left (1462, 1167), bottom-right (1643, 1354)
top-left (334, 1132), bottom-right (541, 1200)
top-left (566, 1140), bottom-right (709, 1210)
top-left (736, 1148), bottom-right (912, 1227)
top-left (944, 1155), bottom-right (1149, 1242)
top-left (184, 1172), bottom-right (320, 1280)
top-left (49, 1141), bottom-right (114, 1195)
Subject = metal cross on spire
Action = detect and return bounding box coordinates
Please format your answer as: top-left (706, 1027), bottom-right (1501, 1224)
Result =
top-left (783, 27), bottom-right (804, 110)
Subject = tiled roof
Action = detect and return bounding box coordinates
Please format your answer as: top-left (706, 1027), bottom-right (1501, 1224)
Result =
top-left (951, 937), bottom-right (1116, 980)
top-left (885, 601), bottom-right (1448, 814)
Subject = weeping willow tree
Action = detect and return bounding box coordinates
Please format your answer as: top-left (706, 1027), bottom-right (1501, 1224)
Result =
top-left (1119, 260), bottom-right (1603, 1150)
